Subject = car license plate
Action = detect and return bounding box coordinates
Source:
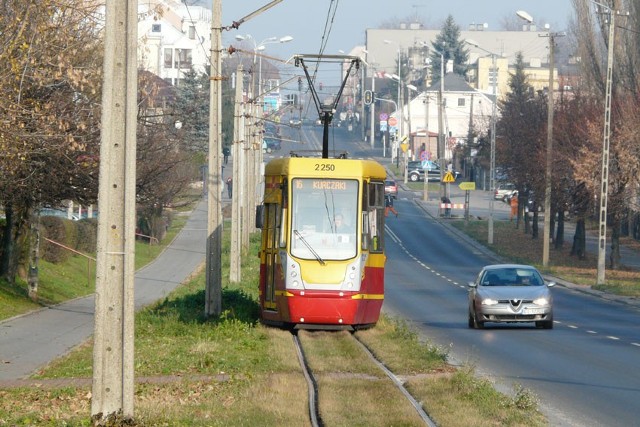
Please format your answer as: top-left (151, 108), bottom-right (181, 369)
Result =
top-left (524, 308), bottom-right (545, 315)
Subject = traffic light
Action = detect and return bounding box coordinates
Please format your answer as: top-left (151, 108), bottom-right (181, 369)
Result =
top-left (364, 90), bottom-right (373, 105)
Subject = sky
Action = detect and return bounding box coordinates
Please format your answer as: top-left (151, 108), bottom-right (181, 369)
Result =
top-left (219, 0), bottom-right (575, 63)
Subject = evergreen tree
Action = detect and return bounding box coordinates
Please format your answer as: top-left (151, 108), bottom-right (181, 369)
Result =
top-left (496, 52), bottom-right (547, 233)
top-left (429, 15), bottom-right (469, 78)
top-left (173, 68), bottom-right (210, 152)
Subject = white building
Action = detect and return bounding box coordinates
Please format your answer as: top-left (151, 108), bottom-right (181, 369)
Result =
top-left (136, 1), bottom-right (212, 85)
top-left (391, 72), bottom-right (495, 160)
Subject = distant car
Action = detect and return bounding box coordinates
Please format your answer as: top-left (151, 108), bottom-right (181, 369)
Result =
top-left (406, 160), bottom-right (459, 182)
top-left (289, 119), bottom-right (302, 128)
top-left (494, 182), bottom-right (516, 201)
top-left (384, 179), bottom-right (398, 199)
top-left (468, 264), bottom-right (555, 329)
top-left (264, 137), bottom-right (281, 151)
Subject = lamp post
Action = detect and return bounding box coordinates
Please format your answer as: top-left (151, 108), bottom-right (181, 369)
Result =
top-left (517, 11), bottom-right (564, 266)
top-left (466, 39), bottom-right (499, 244)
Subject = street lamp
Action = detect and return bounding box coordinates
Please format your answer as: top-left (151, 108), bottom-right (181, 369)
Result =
top-left (235, 34), bottom-right (293, 99)
top-left (517, 11), bottom-right (564, 266)
top-left (466, 39), bottom-right (499, 245)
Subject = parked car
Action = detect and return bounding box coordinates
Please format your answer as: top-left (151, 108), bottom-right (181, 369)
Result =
top-left (494, 182), bottom-right (516, 201)
top-left (406, 160), bottom-right (459, 182)
top-left (468, 264), bottom-right (555, 329)
top-left (384, 179), bottom-right (398, 199)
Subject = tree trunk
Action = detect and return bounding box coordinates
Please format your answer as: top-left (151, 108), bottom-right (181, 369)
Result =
top-left (571, 218), bottom-right (586, 260)
top-left (531, 204), bottom-right (539, 239)
top-left (549, 207), bottom-right (555, 242)
top-left (609, 220), bottom-right (621, 269)
top-left (28, 209), bottom-right (40, 301)
top-left (0, 204), bottom-right (13, 282)
top-left (555, 210), bottom-right (565, 249)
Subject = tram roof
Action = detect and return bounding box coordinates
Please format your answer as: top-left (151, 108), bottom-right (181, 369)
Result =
top-left (264, 157), bottom-right (386, 179)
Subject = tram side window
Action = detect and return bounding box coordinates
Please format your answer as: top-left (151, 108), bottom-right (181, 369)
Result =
top-left (366, 181), bottom-right (385, 253)
top-left (260, 203), bottom-right (283, 251)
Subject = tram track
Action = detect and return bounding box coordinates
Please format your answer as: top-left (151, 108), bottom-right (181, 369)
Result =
top-left (292, 330), bottom-right (437, 427)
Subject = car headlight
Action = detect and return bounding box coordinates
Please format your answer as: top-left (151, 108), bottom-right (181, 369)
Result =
top-left (481, 298), bottom-right (498, 306)
top-left (533, 298), bottom-right (549, 306)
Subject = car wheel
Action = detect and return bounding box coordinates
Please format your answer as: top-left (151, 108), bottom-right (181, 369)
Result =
top-left (409, 173), bottom-right (419, 182)
top-left (536, 315), bottom-right (553, 329)
top-left (470, 309), bottom-right (484, 329)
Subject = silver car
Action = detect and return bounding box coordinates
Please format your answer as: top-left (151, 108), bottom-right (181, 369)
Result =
top-left (468, 264), bottom-right (555, 329)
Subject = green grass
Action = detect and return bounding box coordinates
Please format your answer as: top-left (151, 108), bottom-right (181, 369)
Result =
top-left (450, 219), bottom-right (640, 296)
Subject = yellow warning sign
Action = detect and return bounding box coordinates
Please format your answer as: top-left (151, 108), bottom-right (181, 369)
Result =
top-left (400, 143), bottom-right (409, 152)
top-left (443, 171), bottom-right (455, 183)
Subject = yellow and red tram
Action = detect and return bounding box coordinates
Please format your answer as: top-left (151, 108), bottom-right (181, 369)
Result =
top-left (256, 156), bottom-right (387, 328)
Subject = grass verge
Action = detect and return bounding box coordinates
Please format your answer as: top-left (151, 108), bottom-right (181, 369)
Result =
top-left (450, 219), bottom-right (640, 297)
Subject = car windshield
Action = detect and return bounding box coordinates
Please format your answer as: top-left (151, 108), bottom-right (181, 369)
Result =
top-left (481, 268), bottom-right (543, 286)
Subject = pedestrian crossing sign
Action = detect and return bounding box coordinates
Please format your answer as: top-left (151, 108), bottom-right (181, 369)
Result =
top-left (443, 171), bottom-right (455, 183)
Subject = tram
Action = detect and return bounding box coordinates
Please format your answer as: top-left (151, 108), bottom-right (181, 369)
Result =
top-left (256, 156), bottom-right (386, 328)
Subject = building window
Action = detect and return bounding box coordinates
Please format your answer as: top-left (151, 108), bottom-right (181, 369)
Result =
top-left (457, 98), bottom-right (465, 107)
top-left (164, 48), bottom-right (173, 69)
top-left (152, 24), bottom-right (161, 33)
top-left (188, 26), bottom-right (196, 40)
top-left (175, 49), bottom-right (193, 69)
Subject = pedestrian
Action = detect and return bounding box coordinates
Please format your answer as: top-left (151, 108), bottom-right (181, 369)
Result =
top-left (385, 194), bottom-right (398, 217)
top-left (222, 147), bottom-right (230, 165)
top-left (510, 193), bottom-right (518, 221)
top-left (441, 196), bottom-right (451, 218)
top-left (226, 176), bottom-right (233, 198)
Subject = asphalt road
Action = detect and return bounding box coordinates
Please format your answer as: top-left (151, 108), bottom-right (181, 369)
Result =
top-left (0, 198), bottom-right (208, 381)
top-left (382, 195), bottom-right (640, 427)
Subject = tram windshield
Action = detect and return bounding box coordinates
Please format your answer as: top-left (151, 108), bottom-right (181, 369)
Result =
top-left (290, 178), bottom-right (358, 261)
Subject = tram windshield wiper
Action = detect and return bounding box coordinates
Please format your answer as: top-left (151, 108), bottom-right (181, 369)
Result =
top-left (294, 230), bottom-right (326, 265)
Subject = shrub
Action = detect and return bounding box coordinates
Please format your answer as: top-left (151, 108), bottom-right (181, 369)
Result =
top-left (40, 217), bottom-right (71, 263)
top-left (76, 218), bottom-right (97, 254)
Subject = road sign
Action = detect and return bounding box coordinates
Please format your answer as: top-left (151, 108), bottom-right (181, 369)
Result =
top-left (443, 171), bottom-right (455, 183)
top-left (388, 117), bottom-right (397, 126)
top-left (379, 121), bottom-right (387, 131)
top-left (379, 113), bottom-right (389, 121)
top-left (400, 143), bottom-right (409, 152)
top-left (459, 182), bottom-right (476, 191)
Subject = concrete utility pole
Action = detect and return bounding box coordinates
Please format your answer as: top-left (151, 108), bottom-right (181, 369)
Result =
top-left (205, 0), bottom-right (223, 317)
top-left (92, 0), bottom-right (137, 419)
top-left (230, 65), bottom-right (243, 282)
top-left (437, 52), bottom-right (445, 207)
top-left (597, 6), bottom-right (627, 285)
top-left (542, 32), bottom-right (564, 266)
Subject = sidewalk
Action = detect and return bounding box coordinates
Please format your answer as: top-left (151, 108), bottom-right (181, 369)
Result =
top-left (0, 198), bottom-right (208, 381)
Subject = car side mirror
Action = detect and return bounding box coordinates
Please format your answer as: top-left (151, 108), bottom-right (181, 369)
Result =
top-left (468, 281), bottom-right (477, 288)
top-left (546, 281), bottom-right (556, 288)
